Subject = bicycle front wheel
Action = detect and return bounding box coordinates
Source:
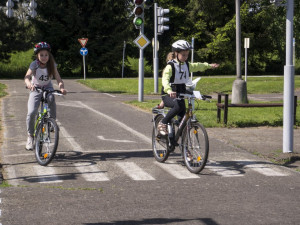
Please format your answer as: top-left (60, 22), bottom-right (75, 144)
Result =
top-left (181, 122), bottom-right (209, 173)
top-left (35, 117), bottom-right (59, 166)
top-left (152, 114), bottom-right (170, 162)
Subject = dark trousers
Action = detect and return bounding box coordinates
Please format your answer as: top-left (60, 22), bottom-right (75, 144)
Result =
top-left (161, 95), bottom-right (186, 124)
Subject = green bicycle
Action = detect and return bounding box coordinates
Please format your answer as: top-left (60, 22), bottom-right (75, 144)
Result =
top-left (33, 87), bottom-right (63, 166)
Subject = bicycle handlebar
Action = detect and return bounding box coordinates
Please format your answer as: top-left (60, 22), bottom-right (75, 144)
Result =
top-left (176, 92), bottom-right (212, 101)
top-left (35, 87), bottom-right (63, 96)
top-left (26, 86), bottom-right (63, 96)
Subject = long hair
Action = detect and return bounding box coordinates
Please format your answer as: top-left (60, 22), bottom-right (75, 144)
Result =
top-left (47, 52), bottom-right (56, 79)
top-left (166, 52), bottom-right (175, 63)
top-left (36, 50), bottom-right (56, 79)
top-left (162, 52), bottom-right (176, 76)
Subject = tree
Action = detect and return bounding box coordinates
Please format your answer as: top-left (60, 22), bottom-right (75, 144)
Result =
top-left (0, 0), bottom-right (32, 63)
top-left (32, 0), bottom-right (135, 77)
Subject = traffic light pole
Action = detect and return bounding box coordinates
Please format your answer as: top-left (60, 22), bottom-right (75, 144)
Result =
top-left (153, 3), bottom-right (159, 94)
top-left (138, 24), bottom-right (145, 102)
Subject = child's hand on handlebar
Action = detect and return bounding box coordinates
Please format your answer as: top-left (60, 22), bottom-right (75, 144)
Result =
top-left (60, 88), bottom-right (67, 95)
top-left (26, 84), bottom-right (35, 91)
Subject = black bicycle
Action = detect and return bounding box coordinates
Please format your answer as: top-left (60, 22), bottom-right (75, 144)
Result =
top-left (32, 87), bottom-right (63, 166)
top-left (152, 92), bottom-right (211, 174)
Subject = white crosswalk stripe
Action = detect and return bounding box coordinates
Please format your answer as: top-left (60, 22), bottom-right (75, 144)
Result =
top-left (235, 160), bottom-right (288, 176)
top-left (155, 161), bottom-right (199, 179)
top-left (33, 165), bottom-right (63, 183)
top-left (205, 161), bottom-right (244, 177)
top-left (115, 162), bottom-right (155, 181)
top-left (75, 162), bottom-right (109, 181)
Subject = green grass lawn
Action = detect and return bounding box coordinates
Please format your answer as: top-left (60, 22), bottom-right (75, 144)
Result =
top-left (0, 83), bottom-right (7, 98)
top-left (0, 49), bottom-right (32, 78)
top-left (78, 76), bottom-right (300, 128)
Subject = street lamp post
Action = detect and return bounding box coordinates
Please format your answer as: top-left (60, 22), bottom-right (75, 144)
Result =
top-left (283, 0), bottom-right (295, 153)
top-left (231, 0), bottom-right (248, 104)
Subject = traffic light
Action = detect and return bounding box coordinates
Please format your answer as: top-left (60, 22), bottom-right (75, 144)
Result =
top-left (30, 0), bottom-right (37, 18)
top-left (133, 0), bottom-right (144, 29)
top-left (6, 0), bottom-right (14, 18)
top-left (157, 7), bottom-right (170, 34)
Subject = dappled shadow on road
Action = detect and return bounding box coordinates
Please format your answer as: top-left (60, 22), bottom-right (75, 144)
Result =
top-left (84, 217), bottom-right (219, 225)
top-left (67, 91), bottom-right (126, 94)
top-left (55, 150), bottom-right (156, 163)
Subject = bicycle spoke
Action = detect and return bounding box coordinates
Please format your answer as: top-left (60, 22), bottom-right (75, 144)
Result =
top-left (152, 115), bottom-right (170, 162)
top-left (182, 122), bottom-right (209, 173)
top-left (35, 118), bottom-right (59, 166)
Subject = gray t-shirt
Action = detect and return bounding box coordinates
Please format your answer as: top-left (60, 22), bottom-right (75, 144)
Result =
top-left (29, 60), bottom-right (55, 88)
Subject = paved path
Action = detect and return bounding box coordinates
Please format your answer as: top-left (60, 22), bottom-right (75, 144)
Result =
top-left (0, 79), bottom-right (299, 225)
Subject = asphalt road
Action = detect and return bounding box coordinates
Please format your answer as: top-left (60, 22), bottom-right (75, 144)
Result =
top-left (0, 79), bottom-right (299, 225)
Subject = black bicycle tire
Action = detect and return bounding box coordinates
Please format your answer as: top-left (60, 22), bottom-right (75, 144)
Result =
top-left (181, 122), bottom-right (209, 173)
top-left (34, 117), bottom-right (59, 166)
top-left (152, 114), bottom-right (170, 162)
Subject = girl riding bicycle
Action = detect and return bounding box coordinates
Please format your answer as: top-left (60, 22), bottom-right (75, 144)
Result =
top-left (158, 40), bottom-right (219, 136)
top-left (24, 42), bottom-right (67, 150)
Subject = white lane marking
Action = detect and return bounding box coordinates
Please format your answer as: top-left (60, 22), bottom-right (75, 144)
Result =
top-left (103, 93), bottom-right (116, 98)
top-left (235, 160), bottom-right (288, 176)
top-left (56, 101), bottom-right (84, 108)
top-left (33, 166), bottom-right (63, 183)
top-left (155, 161), bottom-right (199, 179)
top-left (206, 161), bottom-right (244, 177)
top-left (115, 162), bottom-right (155, 181)
top-left (56, 120), bottom-right (84, 152)
top-left (78, 102), bottom-right (152, 144)
top-left (5, 166), bottom-right (19, 186)
top-left (97, 136), bottom-right (135, 143)
top-left (75, 162), bottom-right (109, 181)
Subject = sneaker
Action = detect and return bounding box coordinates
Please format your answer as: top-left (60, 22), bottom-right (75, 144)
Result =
top-left (25, 135), bottom-right (34, 151)
top-left (157, 122), bottom-right (168, 136)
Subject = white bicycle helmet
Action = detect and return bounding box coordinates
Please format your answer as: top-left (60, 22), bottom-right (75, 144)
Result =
top-left (172, 40), bottom-right (192, 52)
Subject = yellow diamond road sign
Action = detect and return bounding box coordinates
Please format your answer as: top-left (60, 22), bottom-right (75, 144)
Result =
top-left (134, 34), bottom-right (150, 50)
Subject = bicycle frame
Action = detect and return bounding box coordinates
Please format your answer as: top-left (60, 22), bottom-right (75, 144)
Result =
top-left (173, 97), bottom-right (194, 143)
top-left (33, 87), bottom-right (62, 137)
top-left (33, 97), bottom-right (49, 137)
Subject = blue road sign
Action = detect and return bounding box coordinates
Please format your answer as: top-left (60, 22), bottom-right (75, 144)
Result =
top-left (80, 47), bottom-right (88, 56)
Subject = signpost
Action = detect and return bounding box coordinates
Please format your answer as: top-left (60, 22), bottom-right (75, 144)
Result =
top-left (78, 38), bottom-right (88, 80)
top-left (244, 38), bottom-right (250, 82)
top-left (134, 34), bottom-right (150, 50)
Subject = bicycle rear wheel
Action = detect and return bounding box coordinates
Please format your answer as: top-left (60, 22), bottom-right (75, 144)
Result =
top-left (181, 122), bottom-right (209, 173)
top-left (152, 114), bottom-right (170, 162)
top-left (35, 117), bottom-right (59, 166)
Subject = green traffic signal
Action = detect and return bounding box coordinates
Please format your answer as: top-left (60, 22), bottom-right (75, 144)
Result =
top-left (134, 17), bottom-right (143, 26)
